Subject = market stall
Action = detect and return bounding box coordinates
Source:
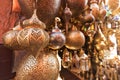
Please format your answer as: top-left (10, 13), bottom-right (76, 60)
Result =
top-left (0, 0), bottom-right (120, 80)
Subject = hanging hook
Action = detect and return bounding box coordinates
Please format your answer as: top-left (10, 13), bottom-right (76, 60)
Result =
top-left (55, 17), bottom-right (61, 29)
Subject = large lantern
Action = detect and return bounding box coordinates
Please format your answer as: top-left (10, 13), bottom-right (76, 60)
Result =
top-left (15, 50), bottom-right (59, 80)
top-left (17, 27), bottom-right (49, 50)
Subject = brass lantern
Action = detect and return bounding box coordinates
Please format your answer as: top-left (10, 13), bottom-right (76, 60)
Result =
top-left (15, 50), bottom-right (59, 80)
top-left (2, 30), bottom-right (23, 50)
top-left (65, 26), bottom-right (85, 50)
top-left (17, 9), bottom-right (50, 52)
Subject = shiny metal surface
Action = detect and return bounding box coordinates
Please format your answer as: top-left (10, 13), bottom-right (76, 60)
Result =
top-left (49, 32), bottom-right (66, 50)
top-left (65, 30), bottom-right (85, 50)
top-left (2, 30), bottom-right (23, 50)
top-left (67, 0), bottom-right (88, 16)
top-left (90, 1), bottom-right (100, 20)
top-left (22, 9), bottom-right (46, 29)
top-left (36, 0), bottom-right (61, 26)
top-left (15, 50), bottom-right (59, 80)
top-left (18, 0), bottom-right (35, 18)
top-left (18, 0), bottom-right (61, 26)
top-left (17, 27), bottom-right (49, 50)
